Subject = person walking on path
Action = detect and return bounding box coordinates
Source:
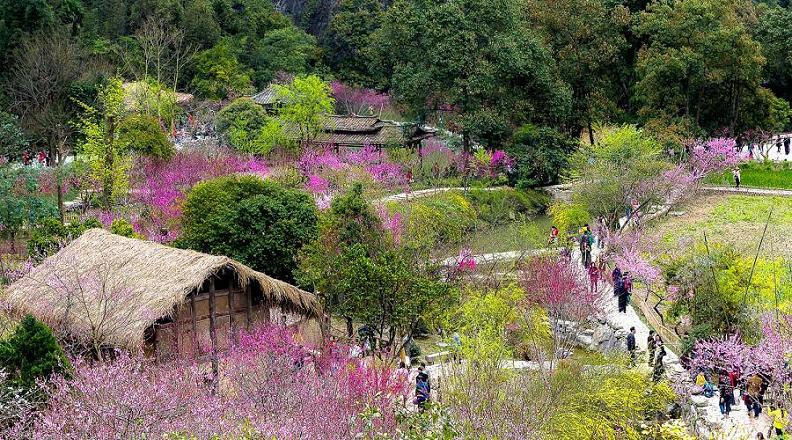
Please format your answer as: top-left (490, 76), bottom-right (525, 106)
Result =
top-left (785, 137), bottom-right (791, 156)
top-left (647, 330), bottom-right (656, 367)
top-left (747, 374), bottom-right (764, 418)
top-left (612, 265), bottom-right (622, 286)
top-left (588, 263), bottom-right (600, 292)
top-left (626, 327), bottom-right (637, 367)
top-left (733, 167), bottom-right (742, 189)
top-left (719, 373), bottom-right (733, 416)
top-left (616, 274), bottom-right (629, 313)
top-left (652, 340), bottom-right (666, 382)
top-left (580, 229), bottom-right (593, 269)
top-left (414, 363), bottom-right (431, 411)
top-left (548, 225), bottom-right (559, 245)
top-left (623, 272), bottom-right (633, 296)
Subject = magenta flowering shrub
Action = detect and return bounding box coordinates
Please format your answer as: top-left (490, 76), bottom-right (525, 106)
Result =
top-left (376, 206), bottom-right (404, 244)
top-left (690, 314), bottom-right (792, 399)
top-left (489, 150), bottom-right (515, 175)
top-left (415, 141), bottom-right (464, 178)
top-left (331, 81), bottom-right (390, 116)
top-left (130, 151), bottom-right (268, 241)
top-left (601, 229), bottom-right (661, 284)
top-left (21, 353), bottom-right (222, 439)
top-left (689, 137), bottom-right (745, 177)
top-left (17, 325), bottom-right (409, 439)
top-left (298, 146), bottom-right (408, 208)
top-left (520, 257), bottom-right (602, 320)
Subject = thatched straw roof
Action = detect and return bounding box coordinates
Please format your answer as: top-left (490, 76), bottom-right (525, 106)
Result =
top-left (5, 229), bottom-right (320, 349)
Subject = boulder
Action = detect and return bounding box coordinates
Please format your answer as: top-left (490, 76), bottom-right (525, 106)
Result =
top-left (691, 395), bottom-right (710, 408)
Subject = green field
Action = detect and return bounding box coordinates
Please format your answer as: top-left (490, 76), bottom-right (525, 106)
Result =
top-left (464, 216), bottom-right (552, 254)
top-left (706, 161), bottom-right (792, 190)
top-left (648, 193), bottom-right (792, 258)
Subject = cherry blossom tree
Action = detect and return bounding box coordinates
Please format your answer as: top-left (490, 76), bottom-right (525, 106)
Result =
top-left (519, 256), bottom-right (603, 367)
top-left (331, 81), bottom-right (390, 116)
top-left (13, 325), bottom-right (410, 438)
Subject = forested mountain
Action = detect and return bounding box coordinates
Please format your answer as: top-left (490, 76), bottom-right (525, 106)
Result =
top-left (1, 0), bottom-right (791, 155)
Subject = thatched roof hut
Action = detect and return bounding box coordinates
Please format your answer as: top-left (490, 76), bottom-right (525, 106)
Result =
top-left (5, 229), bottom-right (320, 356)
top-left (282, 115), bottom-right (436, 149)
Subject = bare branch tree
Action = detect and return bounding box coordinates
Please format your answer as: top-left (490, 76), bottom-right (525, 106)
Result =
top-left (6, 30), bottom-right (97, 222)
top-left (130, 17), bottom-right (195, 91)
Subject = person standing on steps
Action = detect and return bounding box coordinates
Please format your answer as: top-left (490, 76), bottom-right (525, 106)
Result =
top-left (719, 373), bottom-right (733, 416)
top-left (588, 263), bottom-right (600, 292)
top-left (652, 339), bottom-right (666, 382)
top-left (580, 229), bottom-right (592, 269)
top-left (626, 327), bottom-right (637, 367)
top-left (647, 330), bottom-right (656, 367)
top-left (733, 167), bottom-right (741, 189)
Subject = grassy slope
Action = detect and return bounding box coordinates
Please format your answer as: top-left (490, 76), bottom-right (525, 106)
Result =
top-left (647, 193), bottom-right (792, 258)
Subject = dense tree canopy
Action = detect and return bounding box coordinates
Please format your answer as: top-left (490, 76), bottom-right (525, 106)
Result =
top-left (634, 0), bottom-right (786, 135)
top-left (1, 0), bottom-right (790, 150)
top-left (179, 175), bottom-right (318, 283)
top-left (377, 0), bottom-right (572, 148)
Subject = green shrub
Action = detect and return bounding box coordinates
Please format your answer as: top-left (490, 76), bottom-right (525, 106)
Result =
top-left (549, 202), bottom-right (591, 241)
top-left (506, 124), bottom-right (579, 189)
top-left (216, 98), bottom-right (273, 153)
top-left (179, 175), bottom-right (318, 283)
top-left (190, 40), bottom-right (254, 100)
top-left (0, 315), bottom-right (71, 390)
top-left (0, 166), bottom-right (58, 244)
top-left (109, 219), bottom-right (142, 239)
top-left (118, 114), bottom-right (174, 159)
top-left (399, 192), bottom-right (477, 250)
top-left (465, 188), bottom-right (549, 225)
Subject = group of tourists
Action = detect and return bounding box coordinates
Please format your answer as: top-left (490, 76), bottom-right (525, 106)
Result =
top-left (694, 366), bottom-right (789, 438)
top-left (611, 264), bottom-right (633, 313)
top-left (742, 135), bottom-right (791, 160)
top-left (20, 150), bottom-right (48, 166)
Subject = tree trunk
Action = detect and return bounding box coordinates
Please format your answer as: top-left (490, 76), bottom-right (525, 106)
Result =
top-left (102, 116), bottom-right (116, 211)
top-left (587, 118), bottom-right (595, 145)
top-left (56, 139), bottom-right (66, 224)
top-left (462, 132), bottom-right (471, 193)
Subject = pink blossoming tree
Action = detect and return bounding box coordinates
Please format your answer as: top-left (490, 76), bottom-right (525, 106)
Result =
top-left (14, 325), bottom-right (410, 439)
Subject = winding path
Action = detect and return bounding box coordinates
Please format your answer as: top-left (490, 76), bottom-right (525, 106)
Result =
top-left (443, 246), bottom-right (772, 439)
top-left (390, 185), bottom-right (778, 437)
top-left (702, 185), bottom-right (792, 197)
top-left (376, 186), bottom-right (507, 204)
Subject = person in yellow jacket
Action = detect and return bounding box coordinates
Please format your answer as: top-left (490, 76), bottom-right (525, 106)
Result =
top-left (768, 405), bottom-right (788, 438)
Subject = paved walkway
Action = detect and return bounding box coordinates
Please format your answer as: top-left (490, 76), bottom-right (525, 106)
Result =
top-left (440, 245), bottom-right (773, 438)
top-left (702, 185), bottom-right (792, 197)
